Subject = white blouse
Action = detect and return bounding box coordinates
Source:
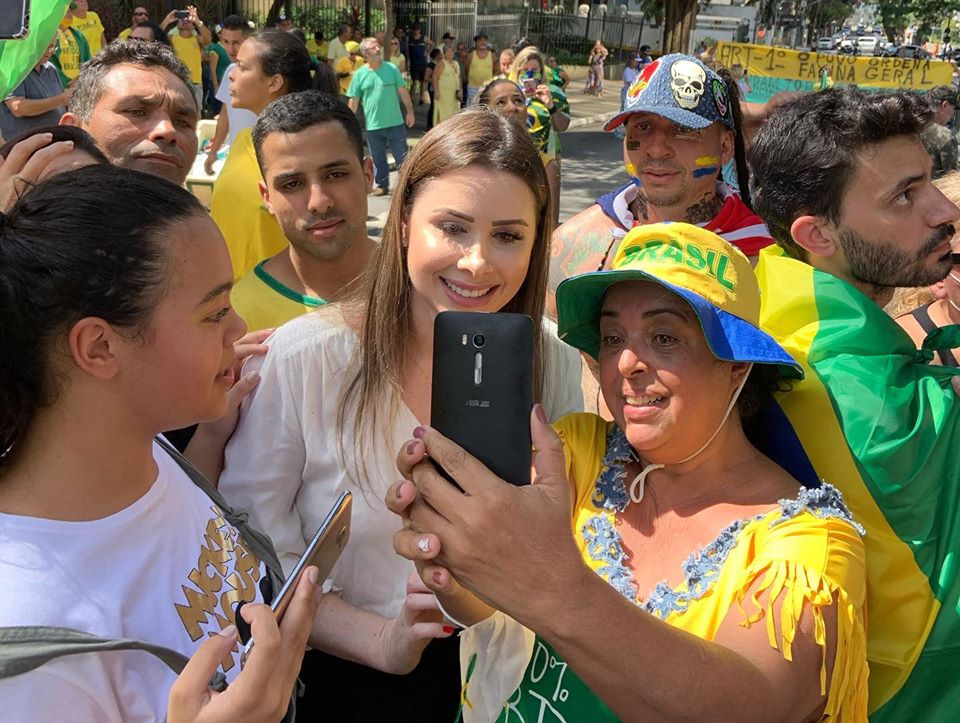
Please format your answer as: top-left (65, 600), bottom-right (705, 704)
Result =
top-left (219, 310), bottom-right (582, 619)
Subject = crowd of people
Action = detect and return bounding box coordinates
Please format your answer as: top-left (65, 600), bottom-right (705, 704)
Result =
top-left (2, 5), bottom-right (960, 723)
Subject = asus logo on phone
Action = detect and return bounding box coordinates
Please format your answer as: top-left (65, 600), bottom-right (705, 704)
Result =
top-left (465, 400), bottom-right (490, 408)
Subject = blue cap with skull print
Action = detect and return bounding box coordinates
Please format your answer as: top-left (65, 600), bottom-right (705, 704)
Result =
top-left (604, 53), bottom-right (735, 132)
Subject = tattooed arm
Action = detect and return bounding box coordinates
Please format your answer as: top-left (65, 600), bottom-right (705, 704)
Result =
top-left (547, 205), bottom-right (617, 320)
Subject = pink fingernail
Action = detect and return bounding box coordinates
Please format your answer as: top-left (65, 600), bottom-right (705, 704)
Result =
top-left (406, 440), bottom-right (419, 455)
top-left (412, 426), bottom-right (425, 439)
top-left (219, 625), bottom-right (237, 638)
top-left (535, 404), bottom-right (548, 424)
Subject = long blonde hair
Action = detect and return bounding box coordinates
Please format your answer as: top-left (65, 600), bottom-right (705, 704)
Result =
top-left (336, 108), bottom-right (553, 485)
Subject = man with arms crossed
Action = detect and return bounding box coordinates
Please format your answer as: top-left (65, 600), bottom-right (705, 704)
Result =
top-left (232, 90), bottom-right (376, 330)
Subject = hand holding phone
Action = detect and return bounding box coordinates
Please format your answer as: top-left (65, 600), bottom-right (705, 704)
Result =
top-left (175, 9), bottom-right (190, 20)
top-left (240, 491), bottom-right (352, 666)
top-left (522, 72), bottom-right (538, 97)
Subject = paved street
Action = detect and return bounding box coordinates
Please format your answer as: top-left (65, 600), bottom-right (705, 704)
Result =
top-left (365, 90), bottom-right (624, 235)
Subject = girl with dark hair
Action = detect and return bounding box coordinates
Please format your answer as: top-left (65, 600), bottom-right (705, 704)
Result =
top-left (476, 77), bottom-right (561, 223)
top-left (210, 29), bottom-right (314, 282)
top-left (0, 165), bottom-right (319, 722)
top-left (219, 108), bottom-right (582, 721)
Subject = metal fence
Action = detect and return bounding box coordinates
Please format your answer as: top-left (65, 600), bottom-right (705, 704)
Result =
top-left (477, 9), bottom-right (653, 61)
top-left (393, 1), bottom-right (477, 46)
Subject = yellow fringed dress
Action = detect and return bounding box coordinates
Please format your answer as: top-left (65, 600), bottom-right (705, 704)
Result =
top-left (458, 413), bottom-right (869, 722)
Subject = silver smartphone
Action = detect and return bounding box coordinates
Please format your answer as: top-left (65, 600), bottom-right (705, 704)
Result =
top-left (0, 0), bottom-right (29, 39)
top-left (240, 491), bottom-right (352, 665)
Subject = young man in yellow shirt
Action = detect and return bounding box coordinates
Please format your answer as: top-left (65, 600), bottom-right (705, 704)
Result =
top-left (167, 6), bottom-right (211, 98)
top-left (231, 91), bottom-right (376, 330)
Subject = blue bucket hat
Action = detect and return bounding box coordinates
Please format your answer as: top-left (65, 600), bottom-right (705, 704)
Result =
top-left (604, 53), bottom-right (735, 132)
top-left (556, 223), bottom-right (802, 380)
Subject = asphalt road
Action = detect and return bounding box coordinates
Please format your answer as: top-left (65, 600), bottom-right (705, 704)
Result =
top-left (365, 112), bottom-right (626, 236)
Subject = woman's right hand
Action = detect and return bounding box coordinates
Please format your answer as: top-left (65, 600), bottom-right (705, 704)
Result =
top-left (167, 567), bottom-right (321, 723)
top-left (377, 573), bottom-right (454, 674)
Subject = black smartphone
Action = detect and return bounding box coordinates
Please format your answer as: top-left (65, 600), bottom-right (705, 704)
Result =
top-left (431, 312), bottom-right (533, 486)
top-left (0, 0), bottom-right (29, 40)
top-left (175, 9), bottom-right (190, 19)
top-left (240, 491), bottom-right (352, 666)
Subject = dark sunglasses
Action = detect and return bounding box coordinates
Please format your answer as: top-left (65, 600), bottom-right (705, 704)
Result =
top-left (951, 253), bottom-right (960, 265)
top-left (133, 11), bottom-right (148, 15)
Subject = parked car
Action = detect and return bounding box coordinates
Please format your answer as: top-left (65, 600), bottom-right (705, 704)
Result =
top-left (856, 35), bottom-right (879, 54)
top-left (897, 44), bottom-right (931, 59)
top-left (880, 43), bottom-right (899, 57)
top-left (817, 36), bottom-right (835, 51)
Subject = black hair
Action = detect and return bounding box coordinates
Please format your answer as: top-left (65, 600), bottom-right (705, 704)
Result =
top-left (220, 15), bottom-right (251, 33)
top-left (712, 65), bottom-right (752, 209)
top-left (477, 77), bottom-right (521, 106)
top-left (291, 28), bottom-right (307, 45)
top-left (129, 21), bottom-right (171, 47)
top-left (0, 125), bottom-right (109, 165)
top-left (738, 364), bottom-right (790, 449)
top-left (314, 31), bottom-right (324, 41)
top-left (0, 165), bottom-right (205, 467)
top-left (429, 48), bottom-right (441, 61)
top-left (70, 40), bottom-right (194, 121)
top-left (312, 61), bottom-right (340, 96)
top-left (928, 85), bottom-right (958, 107)
top-left (749, 86), bottom-right (932, 259)
top-left (253, 91), bottom-right (363, 171)
top-left (249, 29), bottom-right (313, 94)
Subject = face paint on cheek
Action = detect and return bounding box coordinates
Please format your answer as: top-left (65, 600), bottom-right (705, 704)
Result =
top-left (625, 140), bottom-right (642, 151)
top-left (624, 160), bottom-right (643, 187)
top-left (693, 154), bottom-right (720, 178)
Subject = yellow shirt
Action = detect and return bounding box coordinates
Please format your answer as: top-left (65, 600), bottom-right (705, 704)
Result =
top-left (119, 27), bottom-right (133, 40)
top-left (307, 39), bottom-right (328, 60)
top-left (467, 49), bottom-right (494, 88)
top-left (169, 30), bottom-right (202, 83)
top-left (67, 12), bottom-right (104, 55)
top-left (210, 129), bottom-right (288, 281)
top-left (559, 413), bottom-right (869, 721)
top-left (55, 26), bottom-right (84, 81)
top-left (335, 55), bottom-right (365, 94)
top-left (231, 260), bottom-right (325, 331)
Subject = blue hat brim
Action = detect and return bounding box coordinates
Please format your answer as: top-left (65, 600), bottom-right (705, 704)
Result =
top-left (557, 270), bottom-right (803, 380)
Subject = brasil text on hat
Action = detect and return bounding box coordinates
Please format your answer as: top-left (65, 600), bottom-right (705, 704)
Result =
top-left (555, 222), bottom-right (802, 380)
top-left (604, 53), bottom-right (735, 132)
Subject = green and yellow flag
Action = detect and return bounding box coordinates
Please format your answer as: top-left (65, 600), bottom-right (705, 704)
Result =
top-left (756, 246), bottom-right (960, 720)
top-left (0, 0), bottom-right (70, 98)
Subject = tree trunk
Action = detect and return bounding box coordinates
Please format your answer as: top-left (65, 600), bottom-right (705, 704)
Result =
top-left (664, 0), bottom-right (697, 54)
top-left (384, 0), bottom-right (394, 61)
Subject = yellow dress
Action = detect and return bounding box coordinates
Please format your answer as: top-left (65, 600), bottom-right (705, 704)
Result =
top-left (458, 413), bottom-right (869, 722)
top-left (209, 129), bottom-right (288, 281)
top-left (433, 59), bottom-right (461, 125)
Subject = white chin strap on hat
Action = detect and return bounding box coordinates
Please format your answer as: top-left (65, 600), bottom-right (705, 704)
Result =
top-left (628, 363), bottom-right (754, 505)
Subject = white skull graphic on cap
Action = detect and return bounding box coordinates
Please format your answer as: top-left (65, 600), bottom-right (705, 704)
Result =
top-left (670, 60), bottom-right (706, 110)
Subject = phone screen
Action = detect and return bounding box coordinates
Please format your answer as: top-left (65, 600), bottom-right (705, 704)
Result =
top-left (0, 0), bottom-right (28, 40)
top-left (522, 77), bottom-right (537, 96)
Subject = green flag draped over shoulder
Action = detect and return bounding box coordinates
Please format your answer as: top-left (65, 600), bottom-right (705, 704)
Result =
top-left (0, 0), bottom-right (70, 99)
top-left (756, 245), bottom-right (960, 720)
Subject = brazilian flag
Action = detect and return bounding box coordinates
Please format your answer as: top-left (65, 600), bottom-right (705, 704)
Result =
top-left (756, 246), bottom-right (960, 720)
top-left (0, 0), bottom-right (70, 99)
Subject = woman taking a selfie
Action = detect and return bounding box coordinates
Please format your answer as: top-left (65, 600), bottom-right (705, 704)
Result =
top-left (209, 29), bottom-right (312, 281)
top-left (389, 224), bottom-right (869, 721)
top-left (219, 108), bottom-right (582, 720)
top-left (0, 166), bottom-right (318, 722)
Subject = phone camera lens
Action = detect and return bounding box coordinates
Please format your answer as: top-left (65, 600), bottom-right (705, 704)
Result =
top-left (473, 333), bottom-right (485, 348)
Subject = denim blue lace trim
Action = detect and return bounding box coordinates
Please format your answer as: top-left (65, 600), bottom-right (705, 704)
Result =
top-left (590, 425), bottom-right (634, 513)
top-left (580, 424), bottom-right (864, 618)
top-left (773, 484), bottom-right (865, 536)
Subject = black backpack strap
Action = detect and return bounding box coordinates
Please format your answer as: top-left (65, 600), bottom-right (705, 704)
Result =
top-left (154, 435), bottom-right (286, 593)
top-left (0, 625), bottom-right (226, 691)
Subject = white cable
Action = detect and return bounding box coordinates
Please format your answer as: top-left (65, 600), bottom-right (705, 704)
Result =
top-left (628, 363), bottom-right (754, 504)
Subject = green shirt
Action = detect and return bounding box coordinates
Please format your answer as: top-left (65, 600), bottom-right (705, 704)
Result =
top-left (347, 62), bottom-right (405, 131)
top-left (208, 43), bottom-right (231, 83)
